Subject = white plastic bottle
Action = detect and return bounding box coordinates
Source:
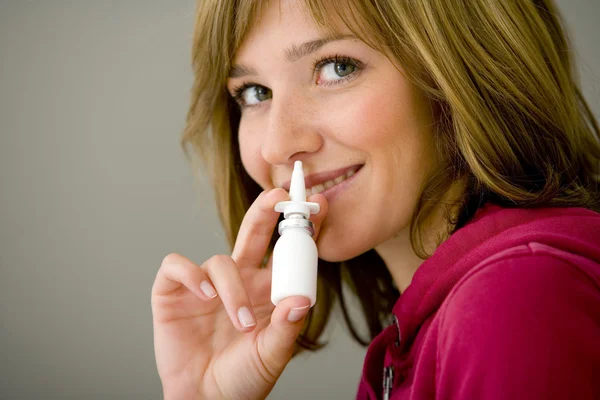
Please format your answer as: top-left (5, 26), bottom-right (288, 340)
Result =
top-left (271, 161), bottom-right (320, 307)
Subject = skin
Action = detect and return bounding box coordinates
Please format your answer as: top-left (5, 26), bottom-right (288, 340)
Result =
top-left (152, 1), bottom-right (458, 398)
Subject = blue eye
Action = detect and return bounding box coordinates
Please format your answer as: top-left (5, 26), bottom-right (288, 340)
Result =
top-left (313, 54), bottom-right (362, 85)
top-left (319, 61), bottom-right (357, 81)
top-left (231, 84), bottom-right (272, 107)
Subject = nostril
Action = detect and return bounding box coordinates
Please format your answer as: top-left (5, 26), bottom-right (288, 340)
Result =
top-left (289, 152), bottom-right (309, 163)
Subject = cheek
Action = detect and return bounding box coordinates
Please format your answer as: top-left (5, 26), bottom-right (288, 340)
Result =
top-left (315, 81), bottom-right (437, 261)
top-left (320, 83), bottom-right (419, 151)
top-left (238, 122), bottom-right (270, 189)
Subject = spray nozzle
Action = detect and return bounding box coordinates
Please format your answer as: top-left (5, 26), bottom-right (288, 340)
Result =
top-left (275, 161), bottom-right (320, 219)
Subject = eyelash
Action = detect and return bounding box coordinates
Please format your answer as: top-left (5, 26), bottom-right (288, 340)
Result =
top-left (230, 54), bottom-right (364, 109)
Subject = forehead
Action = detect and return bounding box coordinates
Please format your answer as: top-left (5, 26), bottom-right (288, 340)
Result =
top-left (233, 0), bottom-right (346, 59)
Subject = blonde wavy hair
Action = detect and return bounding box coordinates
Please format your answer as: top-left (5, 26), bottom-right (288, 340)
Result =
top-left (182, 0), bottom-right (600, 348)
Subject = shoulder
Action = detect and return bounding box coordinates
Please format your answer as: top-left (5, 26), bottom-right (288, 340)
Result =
top-left (435, 244), bottom-right (600, 396)
top-left (440, 242), bottom-right (600, 326)
top-left (436, 244), bottom-right (600, 399)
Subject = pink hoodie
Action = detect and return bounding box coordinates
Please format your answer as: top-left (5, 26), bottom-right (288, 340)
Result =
top-left (356, 203), bottom-right (600, 399)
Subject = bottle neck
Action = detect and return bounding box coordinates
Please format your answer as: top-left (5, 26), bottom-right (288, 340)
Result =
top-left (278, 218), bottom-right (315, 236)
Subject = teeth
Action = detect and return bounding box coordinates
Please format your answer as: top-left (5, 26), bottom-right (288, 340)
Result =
top-left (311, 183), bottom-right (325, 194)
top-left (305, 166), bottom-right (360, 194)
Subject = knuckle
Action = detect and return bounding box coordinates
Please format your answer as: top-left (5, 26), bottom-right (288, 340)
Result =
top-left (161, 252), bottom-right (181, 268)
top-left (205, 254), bottom-right (233, 273)
top-left (210, 254), bottom-right (232, 265)
top-left (253, 336), bottom-right (280, 384)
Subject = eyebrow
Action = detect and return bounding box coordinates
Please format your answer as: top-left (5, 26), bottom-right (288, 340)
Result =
top-left (228, 34), bottom-right (357, 79)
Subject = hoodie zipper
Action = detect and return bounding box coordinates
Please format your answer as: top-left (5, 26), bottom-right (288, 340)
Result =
top-left (382, 365), bottom-right (394, 400)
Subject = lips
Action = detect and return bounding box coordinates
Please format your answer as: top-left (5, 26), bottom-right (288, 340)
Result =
top-left (280, 164), bottom-right (364, 192)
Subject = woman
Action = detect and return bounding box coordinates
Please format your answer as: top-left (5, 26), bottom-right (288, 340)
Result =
top-left (151, 0), bottom-right (600, 398)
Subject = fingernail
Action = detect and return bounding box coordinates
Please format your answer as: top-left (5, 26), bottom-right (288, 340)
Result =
top-left (238, 306), bottom-right (256, 328)
top-left (200, 281), bottom-right (217, 298)
top-left (287, 305), bottom-right (310, 322)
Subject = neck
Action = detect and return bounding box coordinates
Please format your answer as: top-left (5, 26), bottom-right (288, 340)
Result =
top-left (376, 181), bottom-right (465, 293)
top-left (375, 229), bottom-right (425, 293)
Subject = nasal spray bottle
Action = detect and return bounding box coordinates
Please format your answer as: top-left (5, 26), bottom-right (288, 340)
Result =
top-left (271, 161), bottom-right (320, 307)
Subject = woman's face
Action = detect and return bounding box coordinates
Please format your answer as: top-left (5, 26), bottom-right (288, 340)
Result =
top-left (227, 1), bottom-right (438, 262)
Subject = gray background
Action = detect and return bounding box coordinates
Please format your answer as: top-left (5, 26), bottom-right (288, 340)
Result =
top-left (0, 1), bottom-right (598, 399)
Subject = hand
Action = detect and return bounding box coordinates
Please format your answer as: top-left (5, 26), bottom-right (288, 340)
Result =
top-left (151, 188), bottom-right (328, 399)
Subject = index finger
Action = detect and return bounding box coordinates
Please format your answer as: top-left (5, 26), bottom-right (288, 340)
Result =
top-left (231, 188), bottom-right (289, 268)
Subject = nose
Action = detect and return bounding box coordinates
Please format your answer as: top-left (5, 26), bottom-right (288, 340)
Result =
top-left (260, 91), bottom-right (323, 165)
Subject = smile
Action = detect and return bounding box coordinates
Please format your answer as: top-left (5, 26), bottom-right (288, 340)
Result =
top-left (280, 164), bottom-right (364, 197)
top-left (305, 165), bottom-right (361, 196)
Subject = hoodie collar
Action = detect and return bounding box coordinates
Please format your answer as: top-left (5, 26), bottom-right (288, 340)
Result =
top-left (392, 202), bottom-right (600, 352)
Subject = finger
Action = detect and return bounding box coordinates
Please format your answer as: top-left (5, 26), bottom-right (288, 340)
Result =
top-left (202, 254), bottom-right (257, 332)
top-left (231, 188), bottom-right (289, 269)
top-left (257, 296), bottom-right (311, 377)
top-left (152, 253), bottom-right (216, 301)
top-left (307, 193), bottom-right (328, 241)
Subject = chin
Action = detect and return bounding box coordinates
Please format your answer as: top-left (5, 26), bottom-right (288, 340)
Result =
top-left (315, 228), bottom-right (375, 263)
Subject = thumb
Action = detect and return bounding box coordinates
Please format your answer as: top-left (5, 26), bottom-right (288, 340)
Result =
top-left (257, 296), bottom-right (311, 378)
